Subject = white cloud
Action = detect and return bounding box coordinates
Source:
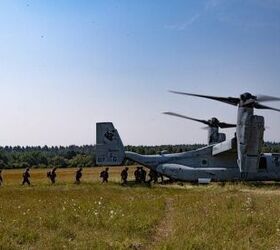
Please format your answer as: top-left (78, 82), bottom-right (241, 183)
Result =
top-left (164, 13), bottom-right (201, 31)
top-left (164, 0), bottom-right (225, 31)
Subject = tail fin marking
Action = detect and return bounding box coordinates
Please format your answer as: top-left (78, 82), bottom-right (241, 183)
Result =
top-left (96, 122), bottom-right (125, 165)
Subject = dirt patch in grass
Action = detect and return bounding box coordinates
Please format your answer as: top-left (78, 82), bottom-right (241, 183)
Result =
top-left (145, 198), bottom-right (175, 250)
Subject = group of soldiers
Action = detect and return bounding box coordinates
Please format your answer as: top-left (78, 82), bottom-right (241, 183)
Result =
top-left (99, 167), bottom-right (162, 185)
top-left (121, 166), bottom-right (163, 185)
top-left (46, 167), bottom-right (83, 185)
top-left (0, 167), bottom-right (84, 186)
top-left (0, 166), bottom-right (163, 186)
top-left (134, 166), bottom-right (148, 183)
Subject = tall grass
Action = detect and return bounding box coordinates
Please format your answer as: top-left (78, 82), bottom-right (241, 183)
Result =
top-left (1, 168), bottom-right (280, 249)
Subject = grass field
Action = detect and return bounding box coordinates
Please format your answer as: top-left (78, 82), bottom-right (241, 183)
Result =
top-left (1, 167), bottom-right (280, 250)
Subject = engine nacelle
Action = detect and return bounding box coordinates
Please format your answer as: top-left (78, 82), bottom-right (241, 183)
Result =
top-left (237, 114), bottom-right (264, 172)
top-left (218, 133), bottom-right (226, 143)
top-left (208, 128), bottom-right (226, 145)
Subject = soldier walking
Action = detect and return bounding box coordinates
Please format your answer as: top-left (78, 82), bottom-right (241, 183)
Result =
top-left (22, 168), bottom-right (31, 186)
top-left (75, 167), bottom-right (83, 184)
top-left (159, 173), bottom-right (164, 183)
top-left (148, 169), bottom-right (158, 184)
top-left (140, 167), bottom-right (147, 183)
top-left (100, 168), bottom-right (109, 183)
top-left (134, 167), bottom-right (141, 183)
top-left (121, 167), bottom-right (129, 185)
top-left (47, 167), bottom-right (57, 184)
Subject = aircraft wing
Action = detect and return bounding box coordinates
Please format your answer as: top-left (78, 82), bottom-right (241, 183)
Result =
top-left (212, 138), bottom-right (236, 156)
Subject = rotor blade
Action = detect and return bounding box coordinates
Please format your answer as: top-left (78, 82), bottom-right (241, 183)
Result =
top-left (254, 103), bottom-right (280, 112)
top-left (256, 95), bottom-right (280, 102)
top-left (169, 90), bottom-right (240, 106)
top-left (162, 112), bottom-right (210, 125)
top-left (218, 122), bottom-right (236, 129)
top-left (201, 126), bottom-right (209, 130)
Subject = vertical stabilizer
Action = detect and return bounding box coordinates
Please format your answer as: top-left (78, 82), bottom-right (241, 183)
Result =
top-left (96, 122), bottom-right (125, 165)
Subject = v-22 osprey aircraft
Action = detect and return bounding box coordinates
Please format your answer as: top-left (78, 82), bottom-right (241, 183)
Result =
top-left (96, 91), bottom-right (280, 183)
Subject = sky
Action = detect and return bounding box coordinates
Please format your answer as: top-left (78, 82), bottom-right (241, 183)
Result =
top-left (0, 0), bottom-right (279, 146)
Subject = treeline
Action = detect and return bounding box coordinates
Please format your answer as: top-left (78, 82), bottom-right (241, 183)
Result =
top-left (0, 145), bottom-right (95, 169)
top-left (0, 142), bottom-right (279, 169)
top-left (125, 144), bottom-right (205, 155)
top-left (263, 142), bottom-right (280, 153)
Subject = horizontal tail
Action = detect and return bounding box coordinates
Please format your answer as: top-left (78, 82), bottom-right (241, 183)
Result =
top-left (96, 122), bottom-right (125, 165)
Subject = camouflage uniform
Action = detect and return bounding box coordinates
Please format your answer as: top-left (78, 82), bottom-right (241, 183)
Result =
top-left (121, 167), bottom-right (129, 185)
top-left (134, 167), bottom-right (141, 183)
top-left (47, 167), bottom-right (57, 184)
top-left (140, 167), bottom-right (147, 183)
top-left (75, 167), bottom-right (83, 184)
top-left (148, 169), bottom-right (158, 184)
top-left (100, 168), bottom-right (109, 183)
top-left (22, 168), bottom-right (31, 186)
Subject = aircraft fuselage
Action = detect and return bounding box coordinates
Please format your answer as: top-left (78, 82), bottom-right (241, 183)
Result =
top-left (125, 144), bottom-right (280, 182)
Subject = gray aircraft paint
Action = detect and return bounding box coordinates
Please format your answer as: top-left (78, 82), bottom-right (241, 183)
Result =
top-left (96, 122), bottom-right (125, 165)
top-left (168, 91), bottom-right (280, 173)
top-left (96, 122), bottom-right (280, 182)
top-left (95, 92), bottom-right (280, 183)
